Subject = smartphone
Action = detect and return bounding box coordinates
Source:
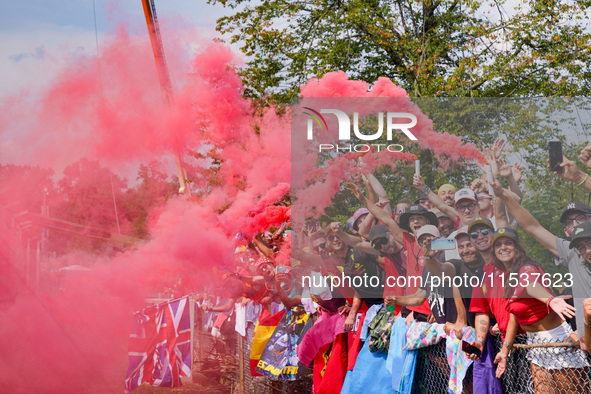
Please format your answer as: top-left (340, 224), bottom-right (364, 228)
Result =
top-left (549, 141), bottom-right (563, 173)
top-left (461, 340), bottom-right (482, 358)
top-left (431, 238), bottom-right (456, 251)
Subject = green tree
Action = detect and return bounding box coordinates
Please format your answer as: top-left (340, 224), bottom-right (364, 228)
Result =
top-left (212, 0), bottom-right (591, 103)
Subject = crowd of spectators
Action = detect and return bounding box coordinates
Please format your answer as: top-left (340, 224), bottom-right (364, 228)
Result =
top-left (200, 140), bottom-right (591, 394)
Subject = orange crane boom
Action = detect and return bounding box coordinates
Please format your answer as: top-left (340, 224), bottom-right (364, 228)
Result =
top-left (141, 0), bottom-right (190, 195)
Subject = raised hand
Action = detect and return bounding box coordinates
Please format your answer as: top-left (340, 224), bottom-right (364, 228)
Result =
top-left (346, 182), bottom-right (366, 203)
top-left (512, 163), bottom-right (524, 183)
top-left (549, 156), bottom-right (583, 183)
top-left (413, 174), bottom-right (427, 192)
top-left (491, 138), bottom-right (506, 159)
top-left (549, 296), bottom-right (577, 321)
top-left (580, 143), bottom-right (591, 169)
top-left (498, 158), bottom-right (513, 178)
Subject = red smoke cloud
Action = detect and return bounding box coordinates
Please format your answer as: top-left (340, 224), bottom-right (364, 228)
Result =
top-left (0, 25), bottom-right (289, 392)
top-left (1, 19), bottom-right (483, 394)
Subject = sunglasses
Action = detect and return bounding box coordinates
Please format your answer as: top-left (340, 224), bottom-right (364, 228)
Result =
top-left (312, 243), bottom-right (326, 253)
top-left (372, 237), bottom-right (388, 250)
top-left (456, 202), bottom-right (477, 212)
top-left (327, 235), bottom-right (338, 242)
top-left (469, 228), bottom-right (491, 239)
top-left (564, 214), bottom-right (591, 229)
top-left (576, 240), bottom-right (591, 254)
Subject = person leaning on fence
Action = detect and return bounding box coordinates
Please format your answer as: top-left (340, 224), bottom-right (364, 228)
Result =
top-left (491, 226), bottom-right (590, 393)
top-left (494, 160), bottom-right (591, 351)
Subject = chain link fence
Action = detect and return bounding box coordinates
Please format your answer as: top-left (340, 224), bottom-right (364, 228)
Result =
top-left (192, 308), bottom-right (591, 393)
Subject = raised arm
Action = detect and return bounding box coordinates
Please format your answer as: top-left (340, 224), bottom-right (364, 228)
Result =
top-left (526, 282), bottom-right (576, 321)
top-left (413, 174), bottom-right (459, 222)
top-left (491, 179), bottom-right (559, 257)
top-left (329, 222), bottom-right (379, 255)
top-left (347, 182), bottom-right (404, 246)
top-left (498, 158), bottom-right (522, 203)
top-left (363, 173), bottom-right (392, 216)
top-left (553, 155), bottom-right (591, 192)
top-left (292, 246), bottom-right (327, 269)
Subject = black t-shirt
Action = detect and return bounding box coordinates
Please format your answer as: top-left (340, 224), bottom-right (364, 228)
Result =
top-left (420, 265), bottom-right (457, 324)
top-left (449, 259), bottom-right (484, 328)
top-left (323, 247), bottom-right (385, 301)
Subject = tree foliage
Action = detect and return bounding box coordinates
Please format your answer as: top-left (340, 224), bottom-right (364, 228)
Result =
top-left (212, 0), bottom-right (591, 103)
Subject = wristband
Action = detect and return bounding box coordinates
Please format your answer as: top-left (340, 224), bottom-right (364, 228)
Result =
top-left (423, 185), bottom-right (432, 195)
top-left (503, 341), bottom-right (511, 349)
top-left (546, 296), bottom-right (556, 313)
top-left (577, 173), bottom-right (589, 187)
top-left (475, 337), bottom-right (484, 344)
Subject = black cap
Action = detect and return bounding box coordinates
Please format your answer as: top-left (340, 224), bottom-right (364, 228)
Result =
top-left (399, 204), bottom-right (438, 232)
top-left (369, 224), bottom-right (389, 243)
top-left (569, 221), bottom-right (591, 249)
top-left (468, 217), bottom-right (494, 232)
top-left (414, 191), bottom-right (428, 204)
top-left (491, 227), bottom-right (520, 245)
top-left (560, 202), bottom-right (591, 225)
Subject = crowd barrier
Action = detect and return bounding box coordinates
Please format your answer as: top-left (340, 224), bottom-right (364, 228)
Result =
top-left (191, 308), bottom-right (591, 393)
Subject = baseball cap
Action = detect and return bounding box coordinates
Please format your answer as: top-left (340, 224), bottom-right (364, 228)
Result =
top-left (560, 202), bottom-right (591, 225)
top-left (352, 207), bottom-right (370, 230)
top-left (368, 224), bottom-right (389, 243)
top-left (415, 191), bottom-right (428, 204)
top-left (416, 225), bottom-right (441, 241)
top-left (399, 204), bottom-right (438, 232)
top-left (454, 188), bottom-right (477, 205)
top-left (431, 207), bottom-right (447, 219)
top-left (491, 227), bottom-right (520, 245)
top-left (454, 226), bottom-right (470, 239)
top-left (468, 217), bottom-right (494, 232)
top-left (569, 221), bottom-right (591, 249)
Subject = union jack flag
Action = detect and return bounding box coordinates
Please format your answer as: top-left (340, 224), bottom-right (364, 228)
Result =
top-left (124, 296), bottom-right (192, 392)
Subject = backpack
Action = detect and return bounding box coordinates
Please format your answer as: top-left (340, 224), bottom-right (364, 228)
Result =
top-left (367, 307), bottom-right (397, 353)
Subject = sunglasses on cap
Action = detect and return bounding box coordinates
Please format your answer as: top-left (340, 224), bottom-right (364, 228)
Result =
top-left (469, 228), bottom-right (491, 239)
top-left (372, 237), bottom-right (388, 250)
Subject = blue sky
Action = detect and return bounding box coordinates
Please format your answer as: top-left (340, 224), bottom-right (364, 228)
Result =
top-left (0, 1), bottom-right (228, 96)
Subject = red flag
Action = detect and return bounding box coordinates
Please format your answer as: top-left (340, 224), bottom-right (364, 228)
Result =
top-left (316, 333), bottom-right (348, 394)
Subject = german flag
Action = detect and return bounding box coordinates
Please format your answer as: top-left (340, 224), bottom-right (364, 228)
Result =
top-left (249, 309), bottom-right (286, 376)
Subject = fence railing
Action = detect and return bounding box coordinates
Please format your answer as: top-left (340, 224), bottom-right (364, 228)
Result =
top-left (191, 308), bottom-right (591, 393)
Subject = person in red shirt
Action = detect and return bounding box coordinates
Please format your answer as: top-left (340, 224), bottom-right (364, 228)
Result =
top-left (485, 227), bottom-right (589, 393)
